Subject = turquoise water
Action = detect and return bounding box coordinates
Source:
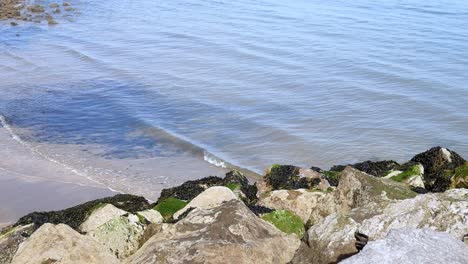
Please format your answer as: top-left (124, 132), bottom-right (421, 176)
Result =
top-left (1, 0), bottom-right (467, 197)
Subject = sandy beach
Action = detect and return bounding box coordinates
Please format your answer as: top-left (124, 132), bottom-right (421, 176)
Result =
top-left (0, 124), bottom-right (116, 227)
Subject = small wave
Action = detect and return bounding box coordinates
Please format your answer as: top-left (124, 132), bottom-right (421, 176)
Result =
top-left (0, 114), bottom-right (123, 194)
top-left (203, 151), bottom-right (227, 168)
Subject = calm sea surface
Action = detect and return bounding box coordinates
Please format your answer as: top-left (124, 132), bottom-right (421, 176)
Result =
top-left (1, 0), bottom-right (467, 199)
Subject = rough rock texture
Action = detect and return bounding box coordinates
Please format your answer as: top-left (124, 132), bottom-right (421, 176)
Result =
top-left (173, 186), bottom-right (238, 219)
top-left (137, 209), bottom-right (163, 224)
top-left (15, 194), bottom-right (150, 229)
top-left (411, 146), bottom-right (465, 192)
top-left (87, 214), bottom-right (144, 259)
top-left (127, 200), bottom-right (300, 264)
top-left (157, 176), bottom-right (225, 203)
top-left (341, 228), bottom-right (468, 264)
top-left (330, 160), bottom-right (400, 177)
top-left (385, 163), bottom-right (425, 189)
top-left (0, 224), bottom-right (35, 264)
top-left (257, 189), bottom-right (334, 224)
top-left (260, 165), bottom-right (330, 193)
top-left (79, 204), bottom-right (127, 233)
top-left (11, 223), bottom-right (119, 264)
top-left (297, 188), bottom-right (468, 264)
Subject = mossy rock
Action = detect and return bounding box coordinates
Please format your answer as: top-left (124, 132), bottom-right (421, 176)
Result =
top-left (154, 198), bottom-right (188, 220)
top-left (225, 183), bottom-right (241, 191)
top-left (264, 165), bottom-right (308, 190)
top-left (449, 162), bottom-right (468, 189)
top-left (261, 210), bottom-right (305, 238)
top-left (323, 171), bottom-right (341, 186)
top-left (157, 176), bottom-right (225, 204)
top-left (390, 164), bottom-right (422, 182)
top-left (14, 194), bottom-right (150, 229)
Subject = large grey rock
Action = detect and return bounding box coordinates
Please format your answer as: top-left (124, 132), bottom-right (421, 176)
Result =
top-left (79, 204), bottom-right (127, 233)
top-left (173, 186), bottom-right (238, 219)
top-left (11, 223), bottom-right (119, 264)
top-left (127, 200), bottom-right (300, 264)
top-left (292, 168), bottom-right (467, 264)
top-left (341, 228), bottom-right (468, 264)
top-left (137, 209), bottom-right (163, 224)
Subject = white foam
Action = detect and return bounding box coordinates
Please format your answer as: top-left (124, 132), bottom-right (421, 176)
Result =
top-left (203, 151), bottom-right (227, 168)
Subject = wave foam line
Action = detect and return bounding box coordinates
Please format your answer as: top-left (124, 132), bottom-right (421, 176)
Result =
top-left (0, 114), bottom-right (123, 195)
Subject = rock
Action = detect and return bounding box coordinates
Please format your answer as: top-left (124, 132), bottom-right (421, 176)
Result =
top-left (87, 214), bottom-right (144, 259)
top-left (385, 163), bottom-right (425, 189)
top-left (47, 17), bottom-right (58, 25)
top-left (137, 209), bottom-right (163, 224)
top-left (49, 3), bottom-right (59, 8)
top-left (14, 194), bottom-right (150, 229)
top-left (153, 197), bottom-right (188, 221)
top-left (357, 188), bottom-right (468, 241)
top-left (26, 5), bottom-right (44, 13)
top-left (411, 146), bottom-right (465, 192)
top-left (299, 188), bottom-right (468, 264)
top-left (449, 162), bottom-right (468, 189)
top-left (11, 223), bottom-right (119, 264)
top-left (64, 7), bottom-right (74, 11)
top-left (173, 186), bottom-right (238, 219)
top-left (260, 165), bottom-right (330, 193)
top-left (224, 170), bottom-right (249, 186)
top-left (322, 170), bottom-right (342, 187)
top-left (10, 22), bottom-right (18, 26)
top-left (127, 200), bottom-right (300, 264)
top-left (340, 228), bottom-right (468, 264)
top-left (63, 2), bottom-right (71, 6)
top-left (335, 167), bottom-right (416, 218)
top-left (257, 189), bottom-right (335, 225)
top-left (53, 8), bottom-right (61, 13)
top-left (330, 160), bottom-right (400, 177)
top-left (0, 224), bottom-right (35, 264)
top-left (79, 204), bottom-right (127, 233)
top-left (292, 214), bottom-right (360, 264)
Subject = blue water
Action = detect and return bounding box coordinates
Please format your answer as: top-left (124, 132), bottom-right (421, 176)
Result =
top-left (1, 0), bottom-right (467, 196)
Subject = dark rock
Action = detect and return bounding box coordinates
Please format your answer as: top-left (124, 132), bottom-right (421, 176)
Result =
top-left (156, 176), bottom-right (224, 203)
top-left (247, 205), bottom-right (275, 216)
top-left (354, 231), bottom-right (369, 251)
top-left (240, 184), bottom-right (258, 205)
top-left (330, 160), bottom-right (400, 177)
top-left (411, 147), bottom-right (465, 192)
top-left (310, 166), bottom-right (323, 173)
top-left (224, 170), bottom-right (249, 186)
top-left (14, 194), bottom-right (150, 229)
top-left (10, 21), bottom-right (18, 26)
top-left (264, 165), bottom-right (308, 190)
top-left (322, 171), bottom-right (341, 187)
top-left (410, 186), bottom-right (429, 194)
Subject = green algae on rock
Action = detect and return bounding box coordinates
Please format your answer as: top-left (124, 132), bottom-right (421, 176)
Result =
top-left (261, 210), bottom-right (305, 238)
top-left (448, 162), bottom-right (468, 189)
top-left (154, 198), bottom-right (188, 220)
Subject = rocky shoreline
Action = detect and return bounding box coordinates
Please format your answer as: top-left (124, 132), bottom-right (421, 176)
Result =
top-left (0, 146), bottom-right (467, 263)
top-left (0, 0), bottom-right (76, 25)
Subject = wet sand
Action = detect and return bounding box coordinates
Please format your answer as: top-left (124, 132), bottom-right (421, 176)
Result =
top-left (0, 125), bottom-right (116, 227)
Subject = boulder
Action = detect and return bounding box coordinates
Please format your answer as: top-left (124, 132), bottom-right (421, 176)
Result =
top-left (127, 200), bottom-right (300, 264)
top-left (411, 146), bottom-right (465, 192)
top-left (340, 229), bottom-right (468, 264)
top-left (79, 204), bottom-right (127, 233)
top-left (87, 214), bottom-right (145, 259)
top-left (257, 189), bottom-right (335, 225)
top-left (0, 224), bottom-right (35, 264)
top-left (14, 194), bottom-right (150, 229)
top-left (298, 188), bottom-right (468, 264)
top-left (11, 223), bottom-right (119, 264)
top-left (137, 209), bottom-right (163, 224)
top-left (173, 186), bottom-right (238, 219)
top-left (330, 160), bottom-right (400, 177)
top-left (156, 176), bottom-right (225, 203)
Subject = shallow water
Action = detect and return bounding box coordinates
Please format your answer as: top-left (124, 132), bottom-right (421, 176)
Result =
top-left (1, 0), bottom-right (468, 198)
